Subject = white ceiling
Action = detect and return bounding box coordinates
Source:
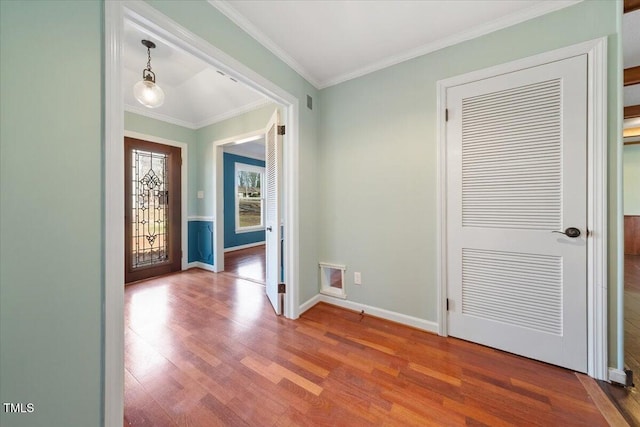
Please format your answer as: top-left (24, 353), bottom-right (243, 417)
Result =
top-left (212, 0), bottom-right (581, 89)
top-left (223, 137), bottom-right (266, 161)
top-left (125, 1), bottom-right (637, 132)
top-left (123, 19), bottom-right (268, 130)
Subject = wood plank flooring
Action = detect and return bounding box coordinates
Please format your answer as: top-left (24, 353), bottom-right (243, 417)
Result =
top-left (599, 255), bottom-right (640, 426)
top-left (625, 256), bottom-right (640, 379)
top-left (124, 268), bottom-right (615, 426)
top-left (223, 245), bottom-right (265, 284)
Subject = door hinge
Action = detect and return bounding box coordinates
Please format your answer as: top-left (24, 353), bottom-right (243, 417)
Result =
top-left (446, 298), bottom-right (450, 311)
top-left (445, 109), bottom-right (449, 122)
top-left (278, 283), bottom-right (286, 293)
top-left (277, 125), bottom-right (286, 135)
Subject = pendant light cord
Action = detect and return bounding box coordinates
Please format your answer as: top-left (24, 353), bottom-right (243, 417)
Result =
top-left (146, 47), bottom-right (152, 72)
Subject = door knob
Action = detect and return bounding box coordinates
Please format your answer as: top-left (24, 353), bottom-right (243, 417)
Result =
top-left (266, 226), bottom-right (272, 232)
top-left (552, 227), bottom-right (581, 238)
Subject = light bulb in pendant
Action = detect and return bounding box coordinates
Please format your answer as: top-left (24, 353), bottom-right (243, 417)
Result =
top-left (133, 40), bottom-right (165, 109)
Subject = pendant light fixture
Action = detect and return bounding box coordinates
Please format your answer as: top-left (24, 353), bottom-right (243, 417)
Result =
top-left (133, 40), bottom-right (165, 108)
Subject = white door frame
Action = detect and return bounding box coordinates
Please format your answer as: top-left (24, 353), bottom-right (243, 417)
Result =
top-left (105, 2), bottom-right (300, 425)
top-left (124, 130), bottom-right (189, 272)
top-left (211, 128), bottom-right (266, 272)
top-left (436, 38), bottom-right (608, 380)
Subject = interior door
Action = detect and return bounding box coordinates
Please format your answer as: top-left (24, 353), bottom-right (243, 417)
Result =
top-left (265, 110), bottom-right (282, 314)
top-left (124, 137), bottom-right (182, 283)
top-left (446, 55), bottom-right (588, 372)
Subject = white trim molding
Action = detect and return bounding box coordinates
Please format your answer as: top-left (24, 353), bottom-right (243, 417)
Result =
top-left (299, 294), bottom-right (323, 315)
top-left (187, 261), bottom-right (216, 272)
top-left (210, 0), bottom-right (580, 89)
top-left (299, 295), bottom-right (439, 334)
top-left (106, 1), bottom-right (301, 424)
top-left (125, 96), bottom-right (271, 130)
top-left (195, 98), bottom-right (271, 129)
top-left (214, 129), bottom-right (265, 147)
top-left (208, 0), bottom-right (321, 89)
top-left (104, 3), bottom-right (124, 426)
top-left (436, 37), bottom-right (608, 380)
top-left (188, 216), bottom-right (214, 222)
top-left (125, 104), bottom-right (195, 129)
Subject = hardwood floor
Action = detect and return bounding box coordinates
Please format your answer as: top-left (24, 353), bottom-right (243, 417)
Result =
top-left (124, 269), bottom-right (615, 426)
top-left (625, 256), bottom-right (640, 379)
top-left (224, 245), bottom-right (265, 284)
top-left (599, 255), bottom-right (640, 426)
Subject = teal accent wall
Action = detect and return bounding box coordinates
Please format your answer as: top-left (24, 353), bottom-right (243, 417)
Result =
top-left (0, 1), bottom-right (103, 426)
top-left (223, 153), bottom-right (266, 248)
top-left (188, 221), bottom-right (214, 264)
top-left (624, 144), bottom-right (640, 215)
top-left (317, 0), bottom-right (621, 361)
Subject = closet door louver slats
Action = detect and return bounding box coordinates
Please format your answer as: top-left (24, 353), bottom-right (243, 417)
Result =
top-left (461, 80), bottom-right (562, 231)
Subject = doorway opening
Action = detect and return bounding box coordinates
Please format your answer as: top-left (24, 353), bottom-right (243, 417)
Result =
top-left (220, 132), bottom-right (267, 284)
top-left (607, 3), bottom-right (640, 420)
top-left (211, 108), bottom-right (284, 314)
top-left (105, 2), bottom-right (301, 424)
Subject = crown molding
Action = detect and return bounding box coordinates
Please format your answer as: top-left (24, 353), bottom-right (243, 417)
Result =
top-left (194, 98), bottom-right (271, 129)
top-left (209, 0), bottom-right (581, 90)
top-left (320, 1), bottom-right (582, 88)
top-left (209, 0), bottom-right (321, 89)
top-left (125, 98), bottom-right (271, 130)
top-left (125, 104), bottom-right (197, 129)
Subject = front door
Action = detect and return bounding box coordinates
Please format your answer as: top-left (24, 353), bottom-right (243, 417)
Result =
top-left (446, 55), bottom-right (588, 372)
top-left (124, 137), bottom-right (182, 283)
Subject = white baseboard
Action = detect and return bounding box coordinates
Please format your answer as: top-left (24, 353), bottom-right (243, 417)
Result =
top-left (299, 294), bottom-right (322, 314)
top-left (608, 367), bottom-right (629, 385)
top-left (299, 294), bottom-right (438, 334)
top-left (187, 262), bottom-right (216, 272)
top-left (224, 241), bottom-right (265, 252)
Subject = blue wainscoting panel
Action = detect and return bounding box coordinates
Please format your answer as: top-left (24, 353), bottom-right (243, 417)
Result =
top-left (224, 153), bottom-right (266, 249)
top-left (188, 220), bottom-right (214, 265)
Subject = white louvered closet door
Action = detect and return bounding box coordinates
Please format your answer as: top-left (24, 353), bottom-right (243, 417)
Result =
top-left (446, 55), bottom-right (588, 372)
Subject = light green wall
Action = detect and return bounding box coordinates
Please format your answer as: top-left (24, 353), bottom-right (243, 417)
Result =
top-left (124, 112), bottom-right (199, 216)
top-left (0, 1), bottom-right (103, 426)
top-left (624, 144), bottom-right (640, 215)
top-left (0, 0), bottom-right (624, 425)
top-left (318, 0), bottom-right (621, 358)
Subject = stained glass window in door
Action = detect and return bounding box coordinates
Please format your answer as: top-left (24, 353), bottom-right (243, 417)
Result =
top-left (131, 149), bottom-right (169, 268)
